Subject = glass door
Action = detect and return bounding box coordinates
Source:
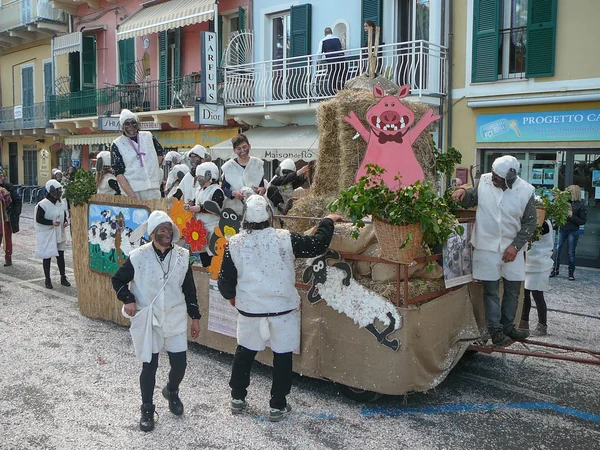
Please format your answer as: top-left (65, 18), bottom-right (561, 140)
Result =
top-left (271, 13), bottom-right (290, 101)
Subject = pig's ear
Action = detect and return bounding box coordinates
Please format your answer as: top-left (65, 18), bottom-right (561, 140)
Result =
top-left (398, 84), bottom-right (411, 99)
top-left (373, 85), bottom-right (385, 98)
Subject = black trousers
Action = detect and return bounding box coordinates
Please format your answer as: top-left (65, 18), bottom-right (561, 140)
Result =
top-left (522, 289), bottom-right (548, 326)
top-left (43, 250), bottom-right (66, 280)
top-left (140, 351), bottom-right (187, 405)
top-left (229, 345), bottom-right (293, 410)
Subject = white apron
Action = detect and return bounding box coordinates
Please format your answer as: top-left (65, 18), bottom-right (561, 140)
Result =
top-left (472, 248), bottom-right (525, 282)
top-left (237, 309), bottom-right (300, 353)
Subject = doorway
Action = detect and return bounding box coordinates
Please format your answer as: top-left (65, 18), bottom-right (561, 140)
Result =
top-left (8, 143), bottom-right (18, 184)
top-left (270, 12), bottom-right (290, 101)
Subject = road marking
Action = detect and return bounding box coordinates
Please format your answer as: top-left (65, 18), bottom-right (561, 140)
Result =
top-left (0, 272), bottom-right (78, 302)
top-left (361, 402), bottom-right (600, 423)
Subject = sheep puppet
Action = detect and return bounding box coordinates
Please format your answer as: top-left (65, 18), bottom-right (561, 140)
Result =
top-left (302, 250), bottom-right (402, 351)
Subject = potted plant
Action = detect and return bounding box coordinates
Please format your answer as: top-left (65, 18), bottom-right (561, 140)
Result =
top-left (528, 188), bottom-right (571, 247)
top-left (328, 164), bottom-right (464, 264)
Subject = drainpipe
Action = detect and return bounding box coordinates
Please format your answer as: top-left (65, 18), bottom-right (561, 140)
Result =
top-left (447, 0), bottom-right (454, 151)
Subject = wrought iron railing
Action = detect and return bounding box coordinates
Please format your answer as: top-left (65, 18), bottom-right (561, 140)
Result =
top-left (0, 102), bottom-right (51, 130)
top-left (498, 26), bottom-right (527, 80)
top-left (223, 40), bottom-right (447, 107)
top-left (47, 74), bottom-right (204, 120)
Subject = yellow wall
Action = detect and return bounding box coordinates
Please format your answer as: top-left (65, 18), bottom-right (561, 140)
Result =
top-left (451, 0), bottom-right (468, 90)
top-left (0, 41), bottom-right (52, 107)
top-left (0, 138), bottom-right (55, 185)
top-left (451, 100), bottom-right (600, 169)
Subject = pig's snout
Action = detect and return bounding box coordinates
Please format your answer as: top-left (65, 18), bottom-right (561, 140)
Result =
top-left (380, 111), bottom-right (400, 124)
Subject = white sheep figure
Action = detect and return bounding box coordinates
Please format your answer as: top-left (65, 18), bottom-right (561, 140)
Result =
top-left (88, 220), bottom-right (103, 252)
top-left (303, 250), bottom-right (402, 351)
top-left (119, 227), bottom-right (135, 257)
top-left (98, 221), bottom-right (116, 259)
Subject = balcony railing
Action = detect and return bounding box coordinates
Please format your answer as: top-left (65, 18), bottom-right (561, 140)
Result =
top-left (48, 74), bottom-right (203, 120)
top-left (223, 40), bottom-right (447, 107)
top-left (0, 102), bottom-right (51, 131)
top-left (0, 0), bottom-right (67, 33)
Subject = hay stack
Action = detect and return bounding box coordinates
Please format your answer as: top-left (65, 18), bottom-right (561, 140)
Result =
top-left (285, 192), bottom-right (337, 234)
top-left (344, 73), bottom-right (399, 95)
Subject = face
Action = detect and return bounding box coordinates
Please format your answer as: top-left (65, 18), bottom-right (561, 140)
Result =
top-left (0, 174), bottom-right (5, 184)
top-left (189, 154), bottom-right (204, 168)
top-left (153, 223), bottom-right (174, 247)
top-left (122, 119), bottom-right (139, 138)
top-left (55, 173), bottom-right (63, 182)
top-left (491, 172), bottom-right (506, 189)
top-left (364, 23), bottom-right (369, 32)
top-left (234, 143), bottom-right (251, 159)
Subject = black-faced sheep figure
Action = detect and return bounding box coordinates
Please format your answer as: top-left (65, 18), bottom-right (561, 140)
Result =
top-left (203, 200), bottom-right (242, 255)
top-left (302, 249), bottom-right (352, 304)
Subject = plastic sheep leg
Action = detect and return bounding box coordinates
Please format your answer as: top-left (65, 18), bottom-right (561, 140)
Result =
top-left (365, 312), bottom-right (400, 352)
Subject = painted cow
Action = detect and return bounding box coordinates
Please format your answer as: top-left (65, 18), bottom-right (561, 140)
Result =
top-left (343, 84), bottom-right (441, 188)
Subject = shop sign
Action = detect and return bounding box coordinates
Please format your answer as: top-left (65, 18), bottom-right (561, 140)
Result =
top-left (476, 110), bottom-right (600, 143)
top-left (194, 103), bottom-right (226, 126)
top-left (98, 117), bottom-right (161, 131)
top-left (200, 32), bottom-right (217, 104)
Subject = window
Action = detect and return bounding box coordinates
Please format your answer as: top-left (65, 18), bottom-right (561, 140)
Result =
top-left (472, 0), bottom-right (557, 83)
top-left (271, 13), bottom-right (291, 61)
top-left (23, 149), bottom-right (38, 186)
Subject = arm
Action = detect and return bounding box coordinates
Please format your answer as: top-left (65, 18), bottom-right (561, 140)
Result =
top-left (221, 177), bottom-right (234, 199)
top-left (182, 265), bottom-right (201, 320)
top-left (111, 257), bottom-right (136, 304)
top-left (408, 109), bottom-right (441, 145)
top-left (270, 172), bottom-right (301, 187)
top-left (452, 186), bottom-right (478, 208)
top-left (107, 179), bottom-right (122, 195)
top-left (290, 218), bottom-right (335, 258)
top-left (36, 205), bottom-right (54, 226)
top-left (152, 135), bottom-right (165, 166)
top-left (568, 203), bottom-right (587, 226)
top-left (511, 195), bottom-right (537, 251)
top-left (343, 111), bottom-right (370, 141)
top-left (116, 175), bottom-right (136, 198)
top-left (217, 244), bottom-right (237, 302)
top-left (111, 144), bottom-right (137, 198)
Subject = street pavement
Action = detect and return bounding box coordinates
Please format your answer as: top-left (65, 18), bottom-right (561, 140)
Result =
top-left (1, 204), bottom-right (599, 449)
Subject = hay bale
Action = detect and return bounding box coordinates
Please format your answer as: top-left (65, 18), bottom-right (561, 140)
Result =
top-left (284, 193), bottom-right (337, 234)
top-left (313, 98), bottom-right (343, 197)
top-left (358, 276), bottom-right (446, 302)
top-left (344, 73), bottom-right (399, 95)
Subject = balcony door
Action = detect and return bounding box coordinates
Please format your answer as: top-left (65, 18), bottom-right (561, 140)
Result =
top-left (270, 12), bottom-right (291, 101)
top-left (21, 66), bottom-right (34, 127)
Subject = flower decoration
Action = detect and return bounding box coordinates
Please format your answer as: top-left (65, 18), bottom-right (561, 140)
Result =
top-left (182, 217), bottom-right (208, 252)
top-left (169, 198), bottom-right (192, 235)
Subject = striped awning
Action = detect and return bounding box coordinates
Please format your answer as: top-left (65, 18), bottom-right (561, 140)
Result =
top-left (117, 0), bottom-right (215, 41)
top-left (53, 32), bottom-right (82, 56)
top-left (64, 134), bottom-right (121, 146)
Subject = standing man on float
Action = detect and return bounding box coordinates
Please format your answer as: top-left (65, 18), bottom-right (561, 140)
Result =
top-left (453, 155), bottom-right (536, 346)
top-left (221, 134), bottom-right (265, 214)
top-left (111, 109), bottom-right (164, 199)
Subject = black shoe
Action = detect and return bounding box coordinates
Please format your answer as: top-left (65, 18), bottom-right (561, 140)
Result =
top-left (45, 280), bottom-right (53, 289)
top-left (139, 403), bottom-right (155, 432)
top-left (60, 276), bottom-right (71, 287)
top-left (568, 273), bottom-right (575, 281)
top-left (3, 258), bottom-right (12, 267)
top-left (549, 269), bottom-right (558, 278)
top-left (491, 330), bottom-right (511, 346)
top-left (506, 327), bottom-right (530, 341)
top-left (162, 385), bottom-right (184, 416)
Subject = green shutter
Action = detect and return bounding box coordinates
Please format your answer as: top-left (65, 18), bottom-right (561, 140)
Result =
top-left (174, 28), bottom-right (181, 82)
top-left (159, 31), bottom-right (168, 110)
top-left (69, 52), bottom-right (80, 92)
top-left (82, 35), bottom-right (97, 90)
top-left (471, 0), bottom-right (500, 83)
top-left (290, 4), bottom-right (311, 57)
top-left (526, 0), bottom-right (557, 78)
top-left (119, 38), bottom-right (135, 84)
top-left (22, 67), bottom-right (34, 122)
top-left (361, 0), bottom-right (382, 45)
top-left (238, 6), bottom-right (246, 32)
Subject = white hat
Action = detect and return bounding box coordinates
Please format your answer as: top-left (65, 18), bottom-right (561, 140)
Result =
top-left (147, 210), bottom-right (180, 242)
top-left (96, 151), bottom-right (111, 166)
top-left (166, 164), bottom-right (190, 190)
top-left (196, 162), bottom-right (219, 182)
top-left (119, 109), bottom-right (139, 128)
top-left (51, 168), bottom-right (63, 176)
top-left (279, 159), bottom-right (296, 172)
top-left (189, 145), bottom-right (208, 159)
top-left (491, 155), bottom-right (520, 178)
top-left (244, 194), bottom-right (271, 224)
top-left (163, 151), bottom-right (183, 165)
top-left (45, 179), bottom-right (62, 191)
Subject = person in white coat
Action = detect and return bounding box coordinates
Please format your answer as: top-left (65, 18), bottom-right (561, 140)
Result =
top-left (520, 219), bottom-right (554, 336)
top-left (95, 151), bottom-right (121, 196)
top-left (110, 109), bottom-right (164, 199)
top-left (218, 195), bottom-right (339, 422)
top-left (221, 134), bottom-right (265, 214)
top-left (111, 211), bottom-right (200, 432)
top-left (185, 162), bottom-right (224, 267)
top-left (165, 164), bottom-right (192, 201)
top-left (452, 155), bottom-right (536, 346)
top-left (35, 180), bottom-right (70, 289)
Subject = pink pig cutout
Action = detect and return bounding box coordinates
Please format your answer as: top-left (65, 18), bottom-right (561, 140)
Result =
top-left (343, 84), bottom-right (441, 188)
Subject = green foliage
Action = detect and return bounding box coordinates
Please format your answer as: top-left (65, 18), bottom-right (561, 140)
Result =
top-left (434, 146), bottom-right (462, 179)
top-left (536, 188), bottom-right (570, 227)
top-left (63, 169), bottom-right (97, 207)
top-left (328, 164), bottom-right (464, 248)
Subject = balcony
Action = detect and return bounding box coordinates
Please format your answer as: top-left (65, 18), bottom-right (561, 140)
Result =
top-left (223, 40), bottom-right (447, 121)
top-left (0, 102), bottom-right (53, 136)
top-left (0, 0), bottom-right (68, 49)
top-left (48, 74), bottom-right (204, 131)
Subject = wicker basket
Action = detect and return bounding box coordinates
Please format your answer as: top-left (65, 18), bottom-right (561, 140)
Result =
top-left (535, 207), bottom-right (546, 227)
top-left (373, 219), bottom-right (423, 264)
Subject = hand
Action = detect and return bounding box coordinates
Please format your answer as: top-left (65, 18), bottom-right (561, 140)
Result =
top-left (255, 186), bottom-right (266, 195)
top-left (190, 319), bottom-right (200, 339)
top-left (229, 298), bottom-right (236, 307)
top-left (325, 213), bottom-right (345, 223)
top-left (502, 245), bottom-right (518, 263)
top-left (64, 221), bottom-right (69, 228)
top-left (568, 207), bottom-right (573, 217)
top-left (451, 188), bottom-right (466, 203)
top-left (52, 220), bottom-right (61, 227)
top-left (189, 205), bottom-right (201, 213)
top-left (123, 302), bottom-right (136, 317)
top-left (298, 165), bottom-right (310, 176)
top-left (232, 190), bottom-right (244, 200)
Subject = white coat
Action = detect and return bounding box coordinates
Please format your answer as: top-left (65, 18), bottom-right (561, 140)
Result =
top-left (221, 157), bottom-right (264, 214)
top-left (97, 173), bottom-right (119, 196)
top-left (525, 220), bottom-right (554, 291)
top-left (34, 198), bottom-right (67, 259)
top-left (113, 132), bottom-right (162, 195)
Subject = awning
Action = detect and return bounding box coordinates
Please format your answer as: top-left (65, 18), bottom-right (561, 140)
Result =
top-left (156, 128), bottom-right (239, 149)
top-left (53, 32), bottom-right (82, 56)
top-left (64, 134), bottom-right (121, 145)
top-left (117, 0), bottom-right (215, 41)
top-left (210, 126), bottom-right (319, 161)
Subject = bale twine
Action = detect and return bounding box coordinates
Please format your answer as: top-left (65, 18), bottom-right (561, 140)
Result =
top-left (72, 194), bottom-right (168, 324)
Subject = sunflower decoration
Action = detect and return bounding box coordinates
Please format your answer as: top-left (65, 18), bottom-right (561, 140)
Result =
top-left (182, 218), bottom-right (208, 252)
top-left (169, 198), bottom-right (192, 235)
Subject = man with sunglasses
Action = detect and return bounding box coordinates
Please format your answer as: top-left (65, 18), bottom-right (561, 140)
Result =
top-left (452, 155), bottom-right (536, 346)
top-left (111, 109), bottom-right (164, 199)
top-left (221, 134), bottom-right (265, 214)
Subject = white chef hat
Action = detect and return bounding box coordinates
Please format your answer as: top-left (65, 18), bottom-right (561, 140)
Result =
top-left (51, 168), bottom-right (63, 177)
top-left (279, 158), bottom-right (296, 172)
top-left (96, 151), bottom-right (112, 166)
top-left (147, 210), bottom-right (180, 242)
top-left (163, 151), bottom-right (183, 165)
top-left (166, 164), bottom-right (190, 190)
top-left (189, 145), bottom-right (208, 159)
top-left (491, 155), bottom-right (520, 178)
top-left (119, 109), bottom-right (139, 128)
top-left (243, 194), bottom-right (271, 224)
